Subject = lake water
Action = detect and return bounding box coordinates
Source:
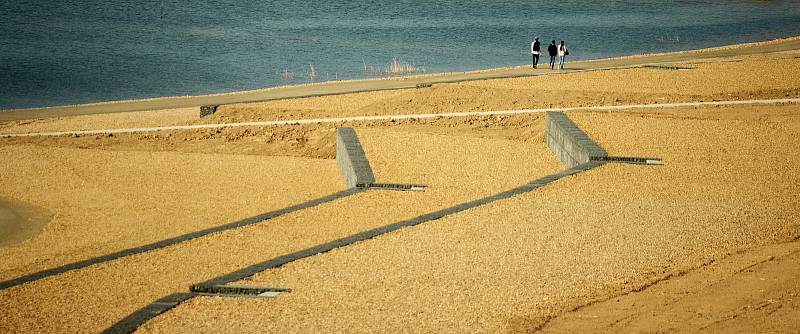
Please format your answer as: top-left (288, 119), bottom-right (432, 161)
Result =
top-left (2, 0), bottom-right (800, 109)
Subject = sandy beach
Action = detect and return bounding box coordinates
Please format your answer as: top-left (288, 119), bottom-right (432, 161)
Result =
top-left (0, 38), bottom-right (799, 333)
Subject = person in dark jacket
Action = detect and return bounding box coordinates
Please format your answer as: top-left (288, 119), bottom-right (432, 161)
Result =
top-left (530, 37), bottom-right (541, 69)
top-left (548, 40), bottom-right (558, 69)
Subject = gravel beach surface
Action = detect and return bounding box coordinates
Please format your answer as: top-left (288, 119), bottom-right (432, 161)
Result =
top-left (0, 40), bottom-right (799, 333)
top-left (0, 128), bottom-right (560, 332)
top-left (538, 238), bottom-right (800, 333)
top-left (0, 146), bottom-right (342, 280)
top-left (136, 103), bottom-right (800, 333)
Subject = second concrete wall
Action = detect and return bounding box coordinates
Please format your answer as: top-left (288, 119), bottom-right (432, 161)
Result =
top-left (336, 127), bottom-right (375, 188)
top-left (546, 112), bottom-right (607, 167)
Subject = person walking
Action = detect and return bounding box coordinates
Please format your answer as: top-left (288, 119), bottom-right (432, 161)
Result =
top-left (530, 37), bottom-right (541, 69)
top-left (558, 40), bottom-right (568, 69)
top-left (547, 40), bottom-right (558, 69)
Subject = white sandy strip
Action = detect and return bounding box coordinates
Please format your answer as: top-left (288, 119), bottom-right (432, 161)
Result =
top-left (3, 98), bottom-right (799, 138)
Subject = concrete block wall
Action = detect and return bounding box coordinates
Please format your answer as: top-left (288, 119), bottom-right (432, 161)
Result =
top-left (200, 105), bottom-right (218, 117)
top-left (336, 127), bottom-right (375, 188)
top-left (546, 112), bottom-right (607, 167)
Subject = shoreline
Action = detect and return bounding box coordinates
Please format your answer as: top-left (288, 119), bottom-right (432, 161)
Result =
top-left (2, 35), bottom-right (800, 122)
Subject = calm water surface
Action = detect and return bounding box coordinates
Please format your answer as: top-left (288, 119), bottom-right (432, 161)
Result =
top-left (2, 0), bottom-right (800, 109)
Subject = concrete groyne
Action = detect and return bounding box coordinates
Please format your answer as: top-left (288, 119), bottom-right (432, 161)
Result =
top-left (336, 127), bottom-right (376, 188)
top-left (546, 111), bottom-right (608, 167)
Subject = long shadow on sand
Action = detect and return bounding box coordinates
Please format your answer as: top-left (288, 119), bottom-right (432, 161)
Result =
top-left (0, 189), bottom-right (361, 290)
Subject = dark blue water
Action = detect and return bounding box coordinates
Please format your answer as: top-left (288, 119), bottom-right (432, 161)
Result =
top-left (2, 0), bottom-right (800, 109)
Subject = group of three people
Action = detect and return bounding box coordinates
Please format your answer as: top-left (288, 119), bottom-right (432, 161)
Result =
top-left (530, 37), bottom-right (568, 70)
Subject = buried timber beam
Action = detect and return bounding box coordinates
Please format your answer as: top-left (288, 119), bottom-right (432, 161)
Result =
top-left (591, 155), bottom-right (663, 165)
top-left (190, 284), bottom-right (290, 298)
top-left (359, 183), bottom-right (427, 192)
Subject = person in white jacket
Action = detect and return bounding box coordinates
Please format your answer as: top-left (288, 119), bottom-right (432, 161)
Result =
top-left (530, 37), bottom-right (541, 69)
top-left (558, 40), bottom-right (568, 69)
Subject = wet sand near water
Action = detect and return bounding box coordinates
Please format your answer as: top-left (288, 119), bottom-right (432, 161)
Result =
top-left (0, 199), bottom-right (49, 247)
